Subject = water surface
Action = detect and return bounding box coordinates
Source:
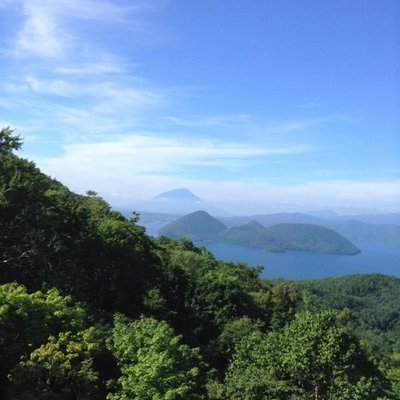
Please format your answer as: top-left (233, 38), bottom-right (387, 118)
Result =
top-left (194, 241), bottom-right (400, 280)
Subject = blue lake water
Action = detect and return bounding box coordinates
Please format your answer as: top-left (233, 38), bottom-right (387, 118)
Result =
top-left (142, 222), bottom-right (400, 280)
top-left (194, 241), bottom-right (400, 280)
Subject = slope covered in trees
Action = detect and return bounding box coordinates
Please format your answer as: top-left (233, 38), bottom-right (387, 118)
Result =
top-left (262, 223), bottom-right (361, 254)
top-left (219, 213), bottom-right (400, 247)
top-left (159, 211), bottom-right (360, 255)
top-left (158, 210), bottom-right (227, 240)
top-left (0, 128), bottom-right (399, 399)
top-left (295, 274), bottom-right (400, 355)
top-left (215, 221), bottom-right (361, 254)
top-left (330, 220), bottom-right (400, 246)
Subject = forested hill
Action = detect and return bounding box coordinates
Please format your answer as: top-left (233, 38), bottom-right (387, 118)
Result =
top-left (0, 127), bottom-right (399, 399)
top-left (159, 211), bottom-right (361, 255)
top-left (158, 210), bottom-right (227, 240)
top-left (215, 222), bottom-right (361, 254)
top-left (294, 274), bottom-right (400, 355)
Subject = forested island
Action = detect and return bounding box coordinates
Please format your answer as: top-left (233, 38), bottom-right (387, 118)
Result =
top-left (1, 127), bottom-right (399, 399)
top-left (159, 210), bottom-right (361, 255)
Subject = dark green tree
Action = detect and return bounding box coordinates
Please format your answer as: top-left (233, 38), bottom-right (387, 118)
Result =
top-left (0, 127), bottom-right (22, 154)
top-left (0, 132), bottom-right (157, 314)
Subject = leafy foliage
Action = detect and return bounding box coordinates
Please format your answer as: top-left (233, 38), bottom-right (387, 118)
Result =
top-left (0, 283), bottom-right (87, 395)
top-left (0, 127), bottom-right (22, 155)
top-left (295, 274), bottom-right (400, 356)
top-left (0, 128), bottom-right (397, 399)
top-left (6, 329), bottom-right (100, 400)
top-left (0, 147), bottom-right (156, 314)
top-left (225, 311), bottom-right (385, 400)
top-left (108, 315), bottom-right (205, 400)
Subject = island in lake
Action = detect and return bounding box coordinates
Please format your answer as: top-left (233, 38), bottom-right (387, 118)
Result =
top-left (158, 210), bottom-right (361, 255)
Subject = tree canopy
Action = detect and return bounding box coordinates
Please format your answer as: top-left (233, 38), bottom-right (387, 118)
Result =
top-left (0, 127), bottom-right (22, 155)
top-left (0, 127), bottom-right (398, 399)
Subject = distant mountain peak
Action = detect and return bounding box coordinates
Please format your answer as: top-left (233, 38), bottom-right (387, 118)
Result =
top-left (158, 210), bottom-right (227, 240)
top-left (152, 188), bottom-right (203, 203)
top-left (244, 220), bottom-right (266, 230)
top-left (134, 188), bottom-right (229, 216)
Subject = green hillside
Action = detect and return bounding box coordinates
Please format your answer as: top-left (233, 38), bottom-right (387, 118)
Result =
top-left (294, 274), bottom-right (400, 356)
top-left (213, 221), bottom-right (276, 248)
top-left (264, 223), bottom-right (361, 254)
top-left (220, 214), bottom-right (400, 247)
top-left (158, 210), bottom-right (227, 240)
top-left (332, 220), bottom-right (400, 246)
top-left (215, 222), bottom-right (361, 255)
top-left (0, 128), bottom-right (398, 399)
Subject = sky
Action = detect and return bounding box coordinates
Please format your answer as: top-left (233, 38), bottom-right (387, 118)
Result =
top-left (0, 0), bottom-right (399, 214)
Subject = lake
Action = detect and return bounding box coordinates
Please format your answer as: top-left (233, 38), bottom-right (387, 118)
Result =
top-left (194, 240), bottom-right (400, 280)
top-left (141, 221), bottom-right (400, 280)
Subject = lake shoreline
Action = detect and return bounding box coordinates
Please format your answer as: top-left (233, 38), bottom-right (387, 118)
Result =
top-left (194, 240), bottom-right (400, 280)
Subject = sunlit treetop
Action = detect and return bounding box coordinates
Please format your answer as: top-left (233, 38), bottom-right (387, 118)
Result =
top-left (0, 127), bottom-right (22, 155)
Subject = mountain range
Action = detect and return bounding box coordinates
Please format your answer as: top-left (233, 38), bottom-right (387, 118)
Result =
top-left (121, 188), bottom-right (400, 247)
top-left (219, 214), bottom-right (400, 247)
top-left (158, 211), bottom-right (361, 255)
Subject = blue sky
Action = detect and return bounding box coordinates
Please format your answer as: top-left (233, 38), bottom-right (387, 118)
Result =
top-left (0, 0), bottom-right (399, 214)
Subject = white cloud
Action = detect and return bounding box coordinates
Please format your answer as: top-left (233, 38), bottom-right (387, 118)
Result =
top-left (1, 0), bottom-right (166, 144)
top-left (19, 0), bottom-right (144, 23)
top-left (27, 134), bottom-right (400, 214)
top-left (266, 115), bottom-right (357, 134)
top-left (16, 6), bottom-right (67, 57)
top-left (4, 0), bottom-right (397, 215)
top-left (13, 0), bottom-right (152, 58)
top-left (55, 62), bottom-right (128, 76)
top-left (22, 134), bottom-right (311, 207)
top-left (32, 134), bottom-right (311, 178)
top-left (165, 114), bottom-right (251, 128)
top-left (25, 75), bottom-right (76, 97)
top-left (29, 141), bottom-right (400, 212)
top-left (1, 73), bottom-right (164, 137)
top-left (163, 114), bottom-right (358, 136)
top-left (21, 75), bottom-right (163, 108)
top-left (148, 179), bottom-right (400, 214)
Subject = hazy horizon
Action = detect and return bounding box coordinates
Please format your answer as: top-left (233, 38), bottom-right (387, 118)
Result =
top-left (1, 1), bottom-right (399, 214)
top-left (115, 187), bottom-right (398, 217)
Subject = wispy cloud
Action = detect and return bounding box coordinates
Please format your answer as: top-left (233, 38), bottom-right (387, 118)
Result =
top-left (36, 0), bottom-right (136, 22)
top-left (30, 140), bottom-right (400, 212)
top-left (204, 179), bottom-right (400, 214)
top-left (3, 0), bottom-right (395, 214)
top-left (0, 0), bottom-right (167, 144)
top-left (12, 0), bottom-right (156, 59)
top-left (21, 75), bottom-right (163, 108)
top-left (165, 114), bottom-right (252, 128)
top-left (265, 115), bottom-right (358, 134)
top-left (32, 134), bottom-right (311, 178)
top-left (55, 62), bottom-right (128, 76)
top-left (25, 134), bottom-right (320, 207)
top-left (164, 114), bottom-right (358, 135)
top-left (16, 4), bottom-right (68, 57)
top-left (24, 75), bottom-right (76, 97)
top-left (294, 102), bottom-right (325, 109)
